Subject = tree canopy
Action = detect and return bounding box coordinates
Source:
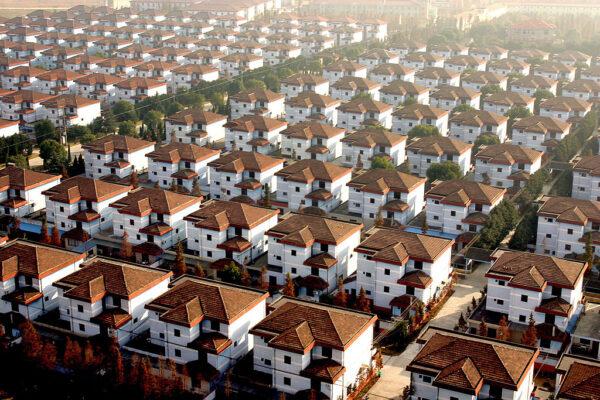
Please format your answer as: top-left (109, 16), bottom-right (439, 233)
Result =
top-left (371, 156), bottom-right (396, 170)
top-left (407, 124), bottom-right (441, 139)
top-left (426, 161), bottom-right (462, 181)
top-left (39, 140), bottom-right (68, 170)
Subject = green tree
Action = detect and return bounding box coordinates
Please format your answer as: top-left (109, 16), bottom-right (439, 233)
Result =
top-left (477, 200), bottom-right (518, 250)
top-left (585, 232), bottom-right (594, 271)
top-left (408, 125), bottom-right (441, 139)
top-left (118, 120), bottom-right (138, 137)
top-left (112, 100), bottom-right (138, 122)
top-left (452, 104), bottom-right (476, 113)
top-left (34, 120), bottom-right (58, 144)
top-left (223, 261), bottom-right (241, 283)
top-left (263, 73), bottom-right (280, 92)
top-left (39, 139), bottom-right (68, 170)
top-left (143, 110), bottom-right (164, 142)
top-left (67, 125), bottom-right (92, 142)
top-left (533, 89), bottom-right (554, 114)
top-left (79, 133), bottom-right (97, 144)
top-left (7, 154), bottom-right (28, 168)
top-left (426, 161), bottom-right (462, 181)
top-left (505, 105), bottom-right (532, 133)
top-left (244, 78), bottom-right (267, 90)
top-left (481, 84), bottom-right (503, 96)
top-left (371, 156), bottom-right (396, 170)
top-left (474, 133), bottom-right (500, 152)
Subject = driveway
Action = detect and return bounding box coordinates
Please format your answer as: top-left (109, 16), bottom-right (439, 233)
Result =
top-left (366, 264), bottom-right (488, 399)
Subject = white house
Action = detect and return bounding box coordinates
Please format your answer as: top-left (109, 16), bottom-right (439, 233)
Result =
top-left (219, 53), bottom-right (263, 77)
top-left (54, 257), bottom-right (172, 344)
top-left (414, 67), bottom-right (460, 90)
top-left (444, 55), bottom-right (487, 73)
top-left (110, 187), bottom-right (202, 252)
top-left (280, 73), bottom-right (329, 99)
top-left (0, 119), bottom-right (19, 138)
top-left (184, 199), bottom-right (279, 264)
top-left (229, 88), bottom-right (285, 120)
top-left (391, 104), bottom-right (449, 136)
top-left (408, 328), bottom-right (538, 400)
top-left (536, 196), bottom-right (600, 258)
top-left (330, 76), bottom-right (382, 101)
top-left (341, 129), bottom-right (407, 169)
top-left (170, 64), bottom-right (220, 92)
top-left (336, 98), bottom-right (393, 131)
top-left (369, 63), bottom-right (415, 85)
top-left (73, 73), bottom-right (123, 103)
top-left (474, 144), bottom-right (543, 189)
top-left (401, 53), bottom-right (444, 71)
top-left (0, 240), bottom-right (86, 320)
top-left (347, 169), bottom-right (426, 224)
top-left (114, 77), bottom-right (168, 104)
top-left (224, 115), bottom-right (287, 154)
top-left (428, 44), bottom-right (468, 59)
top-left (425, 180), bottom-right (506, 235)
top-left (512, 116), bottom-right (571, 153)
top-left (487, 58), bottom-right (531, 77)
top-left (539, 97), bottom-right (591, 123)
top-left (208, 150), bottom-right (284, 203)
top-left (83, 135), bottom-right (155, 180)
top-left (40, 94), bottom-right (101, 128)
top-left (510, 75), bottom-right (558, 97)
top-left (285, 91), bottom-right (341, 126)
top-left (251, 296), bottom-right (377, 400)
top-left (0, 66), bottom-right (46, 91)
top-left (483, 249), bottom-right (585, 358)
top-left (265, 213), bottom-right (363, 295)
top-left (1, 90), bottom-right (56, 125)
top-left (448, 110), bottom-right (509, 144)
top-left (166, 108), bottom-right (228, 146)
top-left (34, 69), bottom-right (83, 95)
top-left (355, 227), bottom-right (453, 315)
top-left (562, 79), bottom-right (600, 101)
top-left (145, 276), bottom-right (268, 385)
top-left (406, 136), bottom-right (473, 177)
top-left (146, 142), bottom-right (221, 194)
top-left (280, 122), bottom-right (345, 162)
top-left (323, 60), bottom-right (367, 84)
top-left (482, 92), bottom-right (535, 116)
top-left (430, 85), bottom-right (481, 111)
top-left (0, 166), bottom-right (61, 217)
top-left (534, 62), bottom-right (576, 82)
top-left (43, 176), bottom-right (132, 240)
top-left (274, 159), bottom-right (352, 212)
top-left (572, 155), bottom-right (600, 201)
top-left (380, 80), bottom-right (429, 107)
top-left (461, 71), bottom-right (508, 92)
top-left (358, 49), bottom-right (400, 71)
top-left (555, 356), bottom-right (600, 399)
top-left (469, 45), bottom-right (508, 61)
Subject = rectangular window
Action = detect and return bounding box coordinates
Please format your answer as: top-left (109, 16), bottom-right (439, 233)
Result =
top-left (497, 299), bottom-right (504, 305)
top-left (284, 355), bottom-right (291, 364)
top-left (283, 377), bottom-right (291, 386)
top-left (519, 315), bottom-right (526, 322)
top-left (77, 305), bottom-right (84, 312)
top-left (383, 286), bottom-right (389, 293)
top-left (406, 286), bottom-right (415, 295)
top-left (322, 347), bottom-right (332, 358)
top-left (174, 349), bottom-right (181, 357)
top-left (521, 295), bottom-right (528, 302)
top-left (384, 269), bottom-right (390, 276)
top-left (174, 329), bottom-right (181, 337)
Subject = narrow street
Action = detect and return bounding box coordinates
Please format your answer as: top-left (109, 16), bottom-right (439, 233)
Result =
top-left (367, 265), bottom-right (488, 399)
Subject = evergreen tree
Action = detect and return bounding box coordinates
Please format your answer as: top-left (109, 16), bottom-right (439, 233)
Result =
top-left (195, 261), bottom-right (206, 278)
top-left (259, 265), bottom-right (269, 290)
top-left (355, 287), bottom-right (371, 312)
top-left (174, 242), bottom-right (187, 277)
top-left (585, 232), bottom-right (594, 272)
top-left (63, 337), bottom-right (83, 370)
top-left (39, 340), bottom-right (57, 370)
top-left (282, 272), bottom-right (295, 297)
top-left (458, 313), bottom-right (467, 330)
top-left (241, 266), bottom-right (251, 286)
top-left (41, 217), bottom-right (51, 244)
top-left (333, 277), bottom-right (348, 307)
top-left (52, 226), bottom-right (61, 247)
top-left (130, 170), bottom-right (139, 189)
top-left (496, 316), bottom-right (510, 341)
top-left (263, 183), bottom-right (271, 208)
top-left (521, 314), bottom-right (538, 347)
top-left (19, 320), bottom-right (42, 361)
top-left (191, 177), bottom-right (202, 197)
top-left (120, 231), bottom-right (132, 260)
top-left (478, 318), bottom-right (488, 337)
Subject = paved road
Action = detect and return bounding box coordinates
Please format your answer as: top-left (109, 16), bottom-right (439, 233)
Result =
top-left (367, 264), bottom-right (488, 400)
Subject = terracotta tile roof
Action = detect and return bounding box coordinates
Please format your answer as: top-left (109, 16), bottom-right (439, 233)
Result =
top-left (392, 103), bottom-right (448, 120)
top-left (563, 79), bottom-right (600, 94)
top-left (574, 155), bottom-right (600, 176)
top-left (538, 196), bottom-right (600, 226)
top-left (348, 169), bottom-right (425, 194)
top-left (484, 91), bottom-right (534, 107)
top-left (331, 76), bottom-right (381, 91)
top-left (90, 307), bottom-right (132, 328)
top-left (540, 96), bottom-right (591, 112)
top-left (82, 134), bottom-right (154, 154)
top-left (556, 359), bottom-right (600, 400)
top-left (487, 58), bottom-right (530, 71)
top-left (165, 107), bottom-right (227, 125)
top-left (536, 61), bottom-right (575, 74)
top-left (535, 296), bottom-right (572, 317)
top-left (431, 85), bottom-right (481, 102)
top-left (0, 240), bottom-right (85, 282)
top-left (409, 329), bottom-right (538, 392)
top-left (40, 94), bottom-right (100, 109)
top-left (404, 52), bottom-right (444, 64)
top-left (281, 121), bottom-right (345, 140)
top-left (229, 89), bottom-right (283, 104)
top-left (171, 64), bottom-right (218, 75)
top-left (475, 144), bottom-right (542, 165)
top-left (184, 199), bottom-right (278, 231)
top-left (146, 142), bottom-right (219, 163)
top-left (55, 257), bottom-right (171, 302)
top-left (276, 159), bottom-right (351, 183)
top-left (355, 227), bottom-right (453, 264)
top-left (225, 115), bottom-right (287, 132)
top-left (1, 90), bottom-right (56, 104)
top-left (250, 297), bottom-right (376, 352)
top-left (0, 66), bottom-right (46, 78)
top-left (146, 276), bottom-right (267, 327)
top-left (0, 166), bottom-right (60, 191)
top-left (381, 80), bottom-right (428, 96)
top-left (266, 213), bottom-right (362, 247)
top-left (487, 249), bottom-right (586, 291)
top-left (426, 179), bottom-right (505, 206)
top-left (190, 332), bottom-right (232, 354)
top-left (323, 60), bottom-right (366, 73)
top-left (110, 187), bottom-right (201, 216)
top-left (450, 109), bottom-right (507, 126)
top-left (341, 129), bottom-right (406, 148)
top-left (511, 74), bottom-right (557, 89)
top-left (300, 358), bottom-right (346, 383)
top-left (398, 270), bottom-right (433, 288)
top-left (281, 73), bottom-right (328, 86)
top-left (42, 176), bottom-right (131, 204)
top-left (2, 286), bottom-right (43, 305)
top-left (303, 252), bottom-right (337, 269)
top-left (208, 150), bottom-right (284, 173)
top-left (415, 67), bottom-right (459, 80)
top-left (512, 115), bottom-right (570, 134)
top-left (286, 91), bottom-right (341, 108)
top-left (115, 77), bottom-right (166, 90)
top-left (461, 71), bottom-right (506, 85)
top-left (74, 73), bottom-right (123, 86)
top-left (407, 136), bottom-right (472, 156)
top-left (37, 69), bottom-right (84, 82)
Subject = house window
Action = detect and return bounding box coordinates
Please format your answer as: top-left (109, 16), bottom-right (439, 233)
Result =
top-left (519, 315), bottom-right (526, 322)
top-left (207, 234), bottom-right (212, 241)
top-left (174, 329), bottom-right (181, 337)
top-left (450, 211), bottom-right (456, 217)
top-left (322, 347), bottom-right (332, 358)
top-left (565, 244), bottom-right (571, 251)
top-left (283, 377), bottom-right (291, 386)
top-left (540, 338), bottom-right (551, 348)
top-left (174, 349), bottom-right (181, 357)
top-left (383, 286), bottom-right (389, 293)
top-left (79, 324), bottom-right (85, 332)
top-left (77, 305), bottom-right (84, 312)
top-left (551, 286), bottom-right (562, 297)
top-left (384, 269), bottom-right (390, 276)
top-left (284, 355), bottom-right (291, 364)
top-left (414, 261), bottom-right (423, 270)
top-left (291, 250), bottom-right (296, 256)
top-left (521, 295), bottom-right (528, 302)
top-left (498, 280), bottom-right (505, 286)
top-left (497, 299), bottom-right (504, 305)
top-left (422, 376), bottom-right (432, 383)
top-left (567, 229), bottom-right (573, 235)
top-left (406, 286), bottom-right (414, 295)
